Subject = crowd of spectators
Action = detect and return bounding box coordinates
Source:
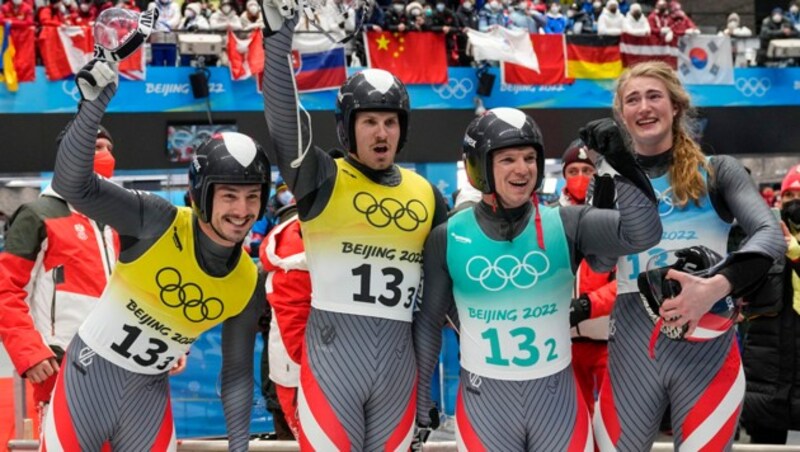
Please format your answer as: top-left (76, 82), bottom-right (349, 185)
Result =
top-left (1, 0), bottom-right (800, 68)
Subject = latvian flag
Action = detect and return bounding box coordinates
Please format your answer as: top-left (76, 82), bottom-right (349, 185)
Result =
top-left (292, 32), bottom-right (347, 92)
top-left (619, 33), bottom-right (678, 69)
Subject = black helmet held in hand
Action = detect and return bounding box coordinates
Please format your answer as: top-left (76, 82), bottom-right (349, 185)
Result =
top-left (335, 69), bottom-right (410, 153)
top-left (637, 245), bottom-right (737, 341)
top-left (188, 132), bottom-right (271, 223)
top-left (462, 107), bottom-right (545, 194)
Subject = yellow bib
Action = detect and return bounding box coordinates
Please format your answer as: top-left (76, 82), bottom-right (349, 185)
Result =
top-left (79, 208), bottom-right (257, 374)
top-left (302, 159), bottom-right (436, 322)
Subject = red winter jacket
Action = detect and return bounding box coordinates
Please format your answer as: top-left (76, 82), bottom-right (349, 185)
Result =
top-left (0, 187), bottom-right (118, 377)
top-left (259, 213), bottom-right (311, 387)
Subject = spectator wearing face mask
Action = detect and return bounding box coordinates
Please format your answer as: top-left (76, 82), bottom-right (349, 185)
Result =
top-left (648, 0), bottom-right (673, 41)
top-left (566, 2), bottom-right (592, 34)
top-left (180, 1), bottom-right (209, 30)
top-left (668, 1), bottom-right (699, 36)
top-left (147, 0), bottom-right (182, 30)
top-left (71, 0), bottom-right (96, 24)
top-left (147, 0), bottom-right (181, 66)
top-left (622, 2), bottom-right (649, 36)
top-left (0, 0), bottom-right (35, 29)
top-left (37, 0), bottom-right (69, 26)
top-left (478, 0), bottom-right (507, 31)
top-left (740, 164), bottom-right (800, 445)
top-left (209, 0), bottom-right (242, 30)
top-left (554, 140), bottom-right (618, 419)
top-left (404, 1), bottom-right (431, 30)
top-left (384, 0), bottom-right (411, 31)
top-left (598, 0), bottom-right (624, 35)
top-left (508, 0), bottom-right (538, 32)
top-left (544, 2), bottom-right (566, 33)
top-left (719, 12), bottom-right (751, 37)
top-left (759, 7), bottom-right (799, 63)
top-left (240, 0), bottom-right (263, 29)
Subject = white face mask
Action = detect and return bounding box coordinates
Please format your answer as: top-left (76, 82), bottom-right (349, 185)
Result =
top-left (247, 4), bottom-right (258, 14)
top-left (12, 0), bottom-right (23, 6)
top-left (489, 1), bottom-right (500, 11)
top-left (773, 13), bottom-right (783, 23)
top-left (550, 5), bottom-right (559, 13)
top-left (221, 4), bottom-right (232, 13)
top-left (462, 1), bottom-right (471, 10)
top-left (792, 6), bottom-right (799, 14)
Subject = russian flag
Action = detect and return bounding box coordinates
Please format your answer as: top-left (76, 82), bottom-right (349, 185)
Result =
top-left (292, 33), bottom-right (346, 93)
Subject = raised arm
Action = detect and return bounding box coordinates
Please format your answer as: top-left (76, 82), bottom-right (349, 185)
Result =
top-left (262, 15), bottom-right (336, 204)
top-left (52, 62), bottom-right (175, 239)
top-left (413, 225), bottom-right (455, 426)
top-left (221, 280), bottom-right (264, 451)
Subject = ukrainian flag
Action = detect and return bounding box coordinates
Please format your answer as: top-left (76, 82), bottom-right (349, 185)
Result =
top-left (0, 22), bottom-right (19, 92)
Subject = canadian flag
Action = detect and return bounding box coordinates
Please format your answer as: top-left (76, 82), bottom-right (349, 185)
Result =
top-left (227, 29), bottom-right (264, 82)
top-left (39, 26), bottom-right (94, 81)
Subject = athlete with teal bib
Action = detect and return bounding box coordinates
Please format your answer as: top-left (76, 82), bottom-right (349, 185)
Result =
top-left (413, 108), bottom-right (663, 451)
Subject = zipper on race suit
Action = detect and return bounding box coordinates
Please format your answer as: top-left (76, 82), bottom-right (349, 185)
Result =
top-left (51, 265), bottom-right (64, 336)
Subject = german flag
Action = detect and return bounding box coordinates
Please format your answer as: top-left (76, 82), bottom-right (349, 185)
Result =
top-left (566, 35), bottom-right (623, 79)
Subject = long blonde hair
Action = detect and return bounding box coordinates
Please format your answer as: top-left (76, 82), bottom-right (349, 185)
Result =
top-left (613, 61), bottom-right (710, 208)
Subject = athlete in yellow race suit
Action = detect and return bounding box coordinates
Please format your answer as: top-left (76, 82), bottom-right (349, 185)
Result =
top-left (43, 57), bottom-right (270, 451)
top-left (261, 14), bottom-right (448, 451)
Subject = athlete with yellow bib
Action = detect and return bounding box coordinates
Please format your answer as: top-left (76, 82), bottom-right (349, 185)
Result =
top-left (42, 59), bottom-right (270, 451)
top-left (262, 14), bottom-right (448, 451)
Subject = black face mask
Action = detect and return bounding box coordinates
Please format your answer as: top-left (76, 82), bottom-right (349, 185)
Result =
top-left (782, 199), bottom-right (800, 227)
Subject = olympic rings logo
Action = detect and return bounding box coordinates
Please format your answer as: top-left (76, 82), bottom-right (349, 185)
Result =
top-left (156, 268), bottom-right (224, 322)
top-left (465, 251), bottom-right (550, 292)
top-left (62, 80), bottom-right (81, 102)
top-left (735, 77), bottom-right (771, 97)
top-left (433, 78), bottom-right (473, 100)
top-left (656, 187), bottom-right (674, 217)
top-left (352, 192), bottom-right (429, 232)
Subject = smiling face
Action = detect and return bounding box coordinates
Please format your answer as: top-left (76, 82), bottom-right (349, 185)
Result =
top-left (200, 183), bottom-right (262, 246)
top-left (351, 111), bottom-right (400, 171)
top-left (488, 146), bottom-right (538, 209)
top-left (619, 76), bottom-right (677, 156)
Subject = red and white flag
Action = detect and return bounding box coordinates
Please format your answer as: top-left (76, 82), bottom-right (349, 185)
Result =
top-left (119, 47), bottom-right (146, 81)
top-left (619, 33), bottom-right (678, 69)
top-left (227, 29), bottom-right (264, 81)
top-left (38, 25), bottom-right (94, 81)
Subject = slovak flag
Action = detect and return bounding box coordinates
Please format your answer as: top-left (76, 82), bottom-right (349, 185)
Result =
top-left (291, 32), bottom-right (346, 93)
top-left (38, 26), bottom-right (94, 81)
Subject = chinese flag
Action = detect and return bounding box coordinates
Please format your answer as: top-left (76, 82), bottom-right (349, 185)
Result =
top-left (365, 31), bottom-right (447, 84)
top-left (503, 34), bottom-right (573, 86)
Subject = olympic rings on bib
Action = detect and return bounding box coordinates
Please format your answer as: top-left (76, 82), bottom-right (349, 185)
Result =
top-left (156, 267), bottom-right (224, 322)
top-left (352, 191), bottom-right (429, 232)
top-left (466, 251), bottom-right (551, 292)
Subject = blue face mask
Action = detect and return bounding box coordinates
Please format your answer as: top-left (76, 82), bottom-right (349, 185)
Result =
top-left (436, 2), bottom-right (445, 12)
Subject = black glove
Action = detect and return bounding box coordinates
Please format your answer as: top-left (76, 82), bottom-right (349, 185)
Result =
top-left (569, 294), bottom-right (591, 327)
top-left (591, 174), bottom-right (616, 209)
top-left (579, 118), bottom-right (656, 204)
top-left (411, 407), bottom-right (440, 451)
